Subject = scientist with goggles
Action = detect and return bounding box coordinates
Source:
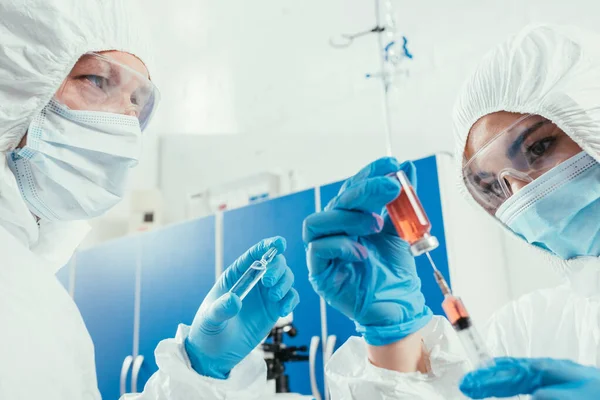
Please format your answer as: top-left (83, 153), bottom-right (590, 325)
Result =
top-left (302, 25), bottom-right (600, 399)
top-left (0, 0), bottom-right (299, 398)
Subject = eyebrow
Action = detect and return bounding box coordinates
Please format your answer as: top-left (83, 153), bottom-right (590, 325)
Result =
top-left (506, 120), bottom-right (551, 159)
top-left (71, 55), bottom-right (112, 78)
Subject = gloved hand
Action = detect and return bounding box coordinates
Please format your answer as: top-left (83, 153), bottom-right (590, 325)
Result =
top-left (460, 357), bottom-right (600, 399)
top-left (184, 237), bottom-right (300, 379)
top-left (303, 157), bottom-right (432, 346)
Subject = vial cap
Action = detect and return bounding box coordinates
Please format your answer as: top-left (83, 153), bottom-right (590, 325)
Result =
top-left (410, 235), bottom-right (439, 256)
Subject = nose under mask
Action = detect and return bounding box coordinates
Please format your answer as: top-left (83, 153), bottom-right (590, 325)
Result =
top-left (7, 99), bottom-right (142, 222)
top-left (495, 151), bottom-right (600, 260)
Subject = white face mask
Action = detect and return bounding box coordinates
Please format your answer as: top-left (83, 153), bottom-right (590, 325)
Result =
top-left (7, 99), bottom-right (142, 222)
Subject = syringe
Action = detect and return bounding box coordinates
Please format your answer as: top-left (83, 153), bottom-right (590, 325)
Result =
top-left (384, 164), bottom-right (494, 368)
top-left (425, 252), bottom-right (495, 369)
top-left (229, 247), bottom-right (278, 300)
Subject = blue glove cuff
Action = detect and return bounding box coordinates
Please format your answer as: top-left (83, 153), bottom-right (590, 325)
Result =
top-left (184, 337), bottom-right (231, 380)
top-left (355, 306), bottom-right (433, 346)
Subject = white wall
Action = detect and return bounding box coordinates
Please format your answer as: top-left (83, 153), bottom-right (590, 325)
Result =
top-left (89, 0), bottom-right (596, 311)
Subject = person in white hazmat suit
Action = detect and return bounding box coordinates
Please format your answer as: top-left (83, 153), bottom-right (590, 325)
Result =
top-left (302, 24), bottom-right (600, 399)
top-left (0, 0), bottom-right (302, 399)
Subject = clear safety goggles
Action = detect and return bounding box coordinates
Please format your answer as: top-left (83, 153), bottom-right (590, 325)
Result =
top-left (462, 114), bottom-right (581, 214)
top-left (55, 52), bottom-right (160, 130)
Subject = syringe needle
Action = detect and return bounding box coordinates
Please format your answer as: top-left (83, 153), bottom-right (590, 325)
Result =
top-left (425, 251), bottom-right (439, 272)
top-left (425, 251), bottom-right (452, 296)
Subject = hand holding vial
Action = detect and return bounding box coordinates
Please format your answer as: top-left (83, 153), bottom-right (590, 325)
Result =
top-left (186, 237), bottom-right (299, 379)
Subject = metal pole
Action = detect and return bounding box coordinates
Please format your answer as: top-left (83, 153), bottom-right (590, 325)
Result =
top-left (374, 0), bottom-right (394, 157)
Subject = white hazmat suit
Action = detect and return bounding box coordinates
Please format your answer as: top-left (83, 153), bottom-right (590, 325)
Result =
top-left (324, 24), bottom-right (600, 399)
top-left (0, 1), bottom-right (303, 399)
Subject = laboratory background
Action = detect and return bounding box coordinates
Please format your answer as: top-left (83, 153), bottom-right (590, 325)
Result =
top-left (57, 0), bottom-right (596, 398)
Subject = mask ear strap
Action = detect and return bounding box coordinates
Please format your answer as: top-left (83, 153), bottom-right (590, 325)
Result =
top-left (498, 169), bottom-right (534, 198)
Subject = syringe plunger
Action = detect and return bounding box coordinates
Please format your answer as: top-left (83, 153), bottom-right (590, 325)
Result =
top-left (442, 294), bottom-right (495, 368)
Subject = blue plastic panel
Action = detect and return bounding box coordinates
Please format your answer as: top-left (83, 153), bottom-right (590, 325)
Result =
top-left (137, 217), bottom-right (216, 391)
top-left (412, 155), bottom-right (450, 316)
top-left (319, 155), bottom-right (450, 348)
top-left (74, 237), bottom-right (138, 400)
top-left (223, 189), bottom-right (323, 396)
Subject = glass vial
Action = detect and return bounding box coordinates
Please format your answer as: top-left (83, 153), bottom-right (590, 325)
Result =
top-left (386, 170), bottom-right (439, 256)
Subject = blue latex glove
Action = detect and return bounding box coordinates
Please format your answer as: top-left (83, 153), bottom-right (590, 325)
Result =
top-left (460, 357), bottom-right (600, 399)
top-left (303, 157), bottom-right (432, 346)
top-left (185, 237), bottom-right (300, 379)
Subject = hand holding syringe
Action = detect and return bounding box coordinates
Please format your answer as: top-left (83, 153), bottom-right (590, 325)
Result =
top-left (386, 168), bottom-right (495, 369)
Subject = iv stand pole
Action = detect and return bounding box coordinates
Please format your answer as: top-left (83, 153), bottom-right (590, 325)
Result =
top-left (374, 0), bottom-right (394, 157)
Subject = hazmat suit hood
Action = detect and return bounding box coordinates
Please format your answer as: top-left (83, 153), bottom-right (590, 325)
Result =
top-left (0, 0), bottom-right (152, 271)
top-left (452, 24), bottom-right (600, 295)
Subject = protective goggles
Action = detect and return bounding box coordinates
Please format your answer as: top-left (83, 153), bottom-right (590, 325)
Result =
top-left (55, 52), bottom-right (160, 130)
top-left (462, 114), bottom-right (580, 214)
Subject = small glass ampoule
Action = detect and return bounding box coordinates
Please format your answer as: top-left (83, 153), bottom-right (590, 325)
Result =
top-left (229, 247), bottom-right (278, 300)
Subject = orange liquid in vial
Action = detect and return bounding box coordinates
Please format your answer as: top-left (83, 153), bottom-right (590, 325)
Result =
top-left (442, 295), bottom-right (470, 325)
top-left (386, 184), bottom-right (432, 245)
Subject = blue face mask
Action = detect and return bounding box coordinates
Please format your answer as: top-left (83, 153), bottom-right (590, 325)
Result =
top-left (7, 99), bottom-right (142, 222)
top-left (495, 151), bottom-right (600, 260)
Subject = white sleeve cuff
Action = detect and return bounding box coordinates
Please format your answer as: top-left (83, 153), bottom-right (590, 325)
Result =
top-left (135, 324), bottom-right (270, 400)
top-left (325, 316), bottom-right (469, 400)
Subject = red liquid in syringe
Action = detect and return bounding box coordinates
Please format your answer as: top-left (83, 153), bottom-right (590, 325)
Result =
top-left (443, 293), bottom-right (495, 368)
top-left (434, 268), bottom-right (495, 368)
top-left (442, 295), bottom-right (471, 326)
top-left (386, 170), bottom-right (438, 255)
top-left (433, 267), bottom-right (471, 326)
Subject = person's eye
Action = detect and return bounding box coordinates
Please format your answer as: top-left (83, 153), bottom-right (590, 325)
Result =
top-left (131, 89), bottom-right (151, 108)
top-left (131, 92), bottom-right (141, 106)
top-left (471, 174), bottom-right (503, 197)
top-left (526, 137), bottom-right (556, 164)
top-left (83, 75), bottom-right (109, 89)
top-left (484, 180), bottom-right (503, 197)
